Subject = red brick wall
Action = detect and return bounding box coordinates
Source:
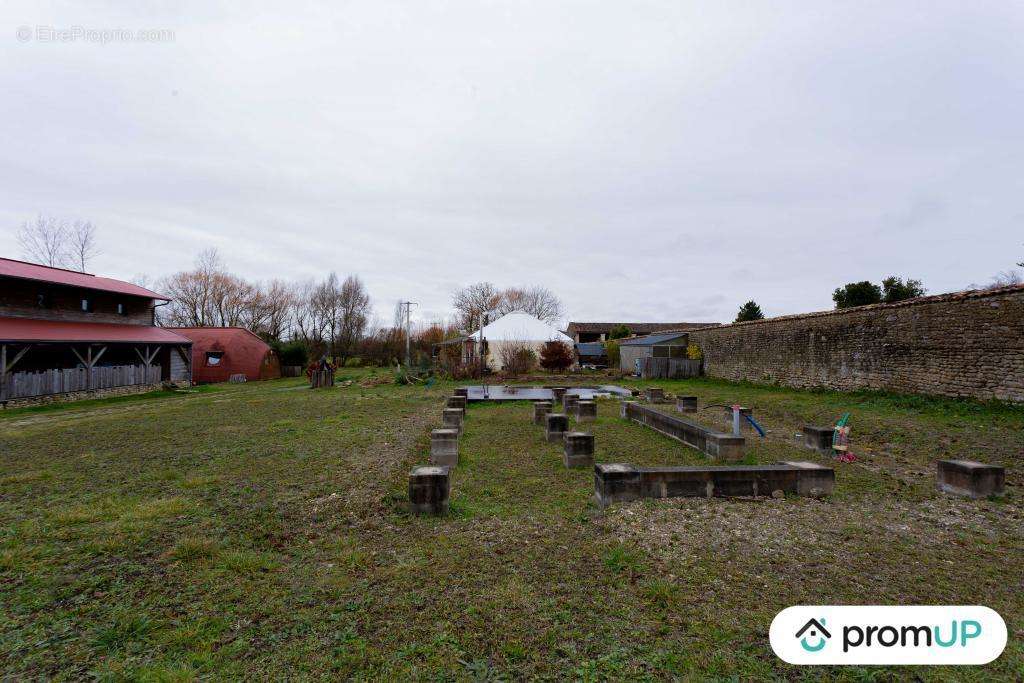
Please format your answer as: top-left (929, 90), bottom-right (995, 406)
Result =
top-left (688, 286), bottom-right (1024, 402)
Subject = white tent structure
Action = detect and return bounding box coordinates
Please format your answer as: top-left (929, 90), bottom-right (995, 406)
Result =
top-left (469, 311), bottom-right (572, 371)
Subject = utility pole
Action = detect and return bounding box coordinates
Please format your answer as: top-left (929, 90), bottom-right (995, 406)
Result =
top-left (399, 301), bottom-right (417, 369)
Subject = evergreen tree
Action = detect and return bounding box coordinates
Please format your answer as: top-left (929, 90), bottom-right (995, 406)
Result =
top-left (734, 300), bottom-right (765, 322)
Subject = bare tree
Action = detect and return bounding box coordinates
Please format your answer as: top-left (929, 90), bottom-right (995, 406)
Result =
top-left (451, 282), bottom-right (501, 331)
top-left (495, 285), bottom-right (563, 323)
top-left (68, 220), bottom-right (99, 271)
top-left (336, 275), bottom-right (371, 363)
top-left (17, 215), bottom-right (68, 267)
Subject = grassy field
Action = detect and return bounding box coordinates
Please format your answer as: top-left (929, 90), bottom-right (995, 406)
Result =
top-left (1, 370), bottom-right (1021, 680)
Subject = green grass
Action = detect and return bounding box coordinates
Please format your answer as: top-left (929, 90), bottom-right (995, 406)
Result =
top-left (0, 370), bottom-right (1021, 679)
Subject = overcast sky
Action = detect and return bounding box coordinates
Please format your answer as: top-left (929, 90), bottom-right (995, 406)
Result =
top-left (2, 2), bottom-right (1022, 326)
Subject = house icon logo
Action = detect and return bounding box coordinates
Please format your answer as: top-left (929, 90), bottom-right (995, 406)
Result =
top-left (795, 618), bottom-right (831, 652)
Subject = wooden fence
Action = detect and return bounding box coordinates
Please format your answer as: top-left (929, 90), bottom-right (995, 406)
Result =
top-left (639, 357), bottom-right (702, 380)
top-left (0, 364), bottom-right (162, 401)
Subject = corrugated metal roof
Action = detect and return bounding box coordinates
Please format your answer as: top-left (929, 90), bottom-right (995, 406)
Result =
top-left (576, 342), bottom-right (606, 356)
top-left (0, 258), bottom-right (170, 300)
top-left (618, 332), bottom-right (689, 346)
top-left (0, 317), bottom-right (191, 344)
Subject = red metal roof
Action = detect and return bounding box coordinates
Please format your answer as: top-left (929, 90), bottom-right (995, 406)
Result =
top-left (0, 317), bottom-right (191, 344)
top-left (0, 257), bottom-right (170, 300)
top-left (169, 327), bottom-right (279, 382)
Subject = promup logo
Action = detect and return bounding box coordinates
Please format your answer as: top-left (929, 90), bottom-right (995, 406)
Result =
top-left (770, 606), bottom-right (1006, 665)
top-left (795, 618), bottom-right (831, 652)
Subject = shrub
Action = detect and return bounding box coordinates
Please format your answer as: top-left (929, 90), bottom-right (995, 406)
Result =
top-left (274, 340), bottom-right (308, 367)
top-left (499, 342), bottom-right (537, 376)
top-left (344, 357), bottom-right (362, 367)
top-left (606, 340), bottom-right (621, 368)
top-left (539, 340), bottom-right (574, 373)
top-left (686, 343), bottom-right (702, 360)
top-left (607, 324), bottom-right (631, 340)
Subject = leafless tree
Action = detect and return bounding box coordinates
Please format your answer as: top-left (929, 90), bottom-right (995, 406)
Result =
top-left (68, 220), bottom-right (99, 271)
top-left (17, 215), bottom-right (69, 267)
top-left (451, 282), bottom-right (502, 331)
top-left (495, 285), bottom-right (563, 323)
top-left (336, 275), bottom-right (371, 363)
top-left (16, 215), bottom-right (100, 271)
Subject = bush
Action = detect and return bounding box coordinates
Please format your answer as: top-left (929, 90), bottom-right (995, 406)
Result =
top-left (607, 324), bottom-right (631, 340)
top-left (344, 357), bottom-right (362, 367)
top-left (686, 343), bottom-right (702, 361)
top-left (606, 340), bottom-right (621, 369)
top-left (499, 342), bottom-right (537, 376)
top-left (274, 340), bottom-right (308, 367)
top-left (539, 340), bottom-right (574, 373)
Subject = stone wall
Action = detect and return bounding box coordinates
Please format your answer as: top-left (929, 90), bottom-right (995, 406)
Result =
top-left (1, 382), bottom-right (165, 408)
top-left (687, 285), bottom-right (1024, 402)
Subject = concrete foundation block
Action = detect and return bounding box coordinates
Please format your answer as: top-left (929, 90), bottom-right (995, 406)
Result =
top-left (445, 396), bottom-right (466, 416)
top-left (409, 465), bottom-right (450, 515)
top-left (430, 428), bottom-right (459, 467)
top-left (545, 413), bottom-right (568, 443)
top-left (936, 460), bottom-right (1005, 498)
top-left (706, 433), bottom-right (746, 462)
top-left (551, 387), bottom-right (567, 403)
top-left (562, 394), bottom-right (579, 413)
top-left (442, 408), bottom-right (464, 435)
top-left (533, 401), bottom-right (553, 425)
top-left (575, 400), bottom-right (597, 422)
top-left (453, 387), bottom-right (468, 398)
top-left (563, 432), bottom-right (595, 468)
top-left (620, 400), bottom-right (636, 418)
top-left (676, 396), bottom-right (698, 413)
top-left (644, 387), bottom-right (665, 403)
top-left (593, 463), bottom-right (642, 506)
top-left (802, 425), bottom-right (835, 454)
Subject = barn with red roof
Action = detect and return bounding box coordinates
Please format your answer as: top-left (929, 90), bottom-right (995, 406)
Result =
top-left (0, 257), bottom-right (192, 403)
top-left (170, 327), bottom-right (281, 383)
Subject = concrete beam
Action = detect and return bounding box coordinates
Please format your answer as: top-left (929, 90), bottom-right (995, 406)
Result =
top-left (594, 461), bottom-right (835, 507)
top-left (621, 401), bottom-right (745, 462)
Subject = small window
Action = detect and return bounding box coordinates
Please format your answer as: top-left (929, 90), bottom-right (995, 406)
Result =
top-left (81, 298), bottom-right (93, 313)
top-left (117, 303), bottom-right (126, 316)
top-left (206, 352), bottom-right (224, 366)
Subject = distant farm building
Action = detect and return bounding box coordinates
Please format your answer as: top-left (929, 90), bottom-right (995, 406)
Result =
top-left (617, 332), bottom-right (691, 374)
top-left (0, 257), bottom-right (192, 403)
top-left (575, 342), bottom-right (608, 367)
top-left (565, 321), bottom-right (718, 344)
top-left (171, 327), bottom-right (281, 383)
